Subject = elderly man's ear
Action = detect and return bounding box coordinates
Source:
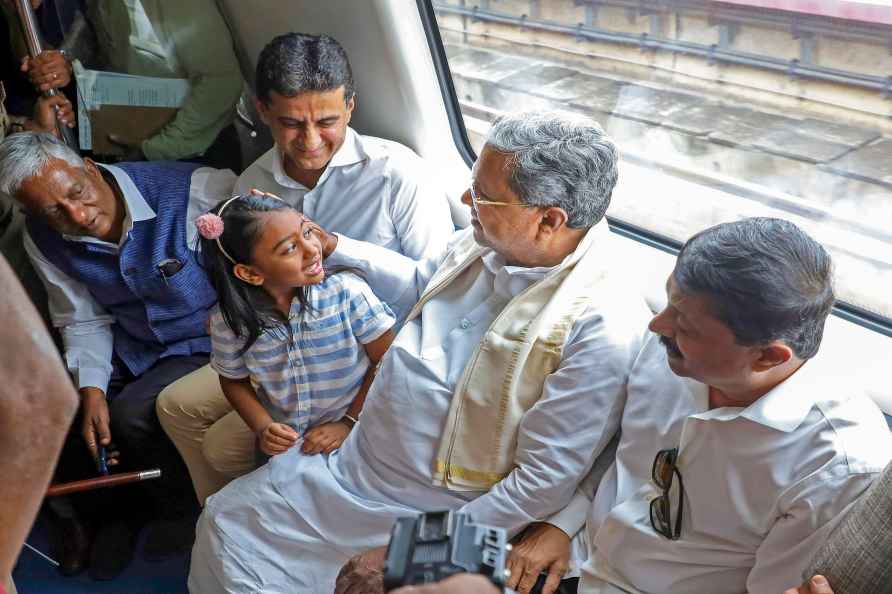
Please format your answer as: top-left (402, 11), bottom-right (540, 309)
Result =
top-left (83, 157), bottom-right (102, 178)
top-left (537, 207), bottom-right (569, 236)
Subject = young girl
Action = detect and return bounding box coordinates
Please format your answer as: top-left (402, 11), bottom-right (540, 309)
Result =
top-left (195, 192), bottom-right (395, 458)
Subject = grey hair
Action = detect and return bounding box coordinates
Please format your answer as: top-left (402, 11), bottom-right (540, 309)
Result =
top-left (484, 110), bottom-right (619, 228)
top-left (0, 132), bottom-right (85, 196)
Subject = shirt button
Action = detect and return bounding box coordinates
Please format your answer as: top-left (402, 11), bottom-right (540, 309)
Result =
top-left (459, 318), bottom-right (471, 329)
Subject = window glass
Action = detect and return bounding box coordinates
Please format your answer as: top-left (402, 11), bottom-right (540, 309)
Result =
top-left (432, 0), bottom-right (892, 324)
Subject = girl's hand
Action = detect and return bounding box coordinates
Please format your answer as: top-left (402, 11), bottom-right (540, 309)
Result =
top-left (258, 422), bottom-right (298, 456)
top-left (302, 421), bottom-right (351, 455)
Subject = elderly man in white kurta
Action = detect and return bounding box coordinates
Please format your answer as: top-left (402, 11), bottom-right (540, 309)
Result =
top-left (187, 111), bottom-right (651, 593)
top-left (520, 218), bottom-right (892, 594)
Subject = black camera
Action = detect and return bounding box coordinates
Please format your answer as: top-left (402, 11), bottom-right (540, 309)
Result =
top-left (382, 510), bottom-right (510, 592)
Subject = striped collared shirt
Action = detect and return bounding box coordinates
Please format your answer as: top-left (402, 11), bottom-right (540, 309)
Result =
top-left (210, 272), bottom-right (395, 434)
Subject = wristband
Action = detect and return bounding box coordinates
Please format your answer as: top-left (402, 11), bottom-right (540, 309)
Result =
top-left (342, 413), bottom-right (359, 428)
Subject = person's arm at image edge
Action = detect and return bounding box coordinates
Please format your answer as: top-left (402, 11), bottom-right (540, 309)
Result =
top-left (0, 254), bottom-right (78, 577)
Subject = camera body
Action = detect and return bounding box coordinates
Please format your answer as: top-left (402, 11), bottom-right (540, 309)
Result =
top-left (382, 510), bottom-right (509, 592)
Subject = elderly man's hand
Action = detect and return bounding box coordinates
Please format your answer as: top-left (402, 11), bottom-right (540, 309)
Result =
top-left (784, 575), bottom-right (834, 594)
top-left (29, 94), bottom-right (74, 134)
top-left (506, 522), bottom-right (570, 594)
top-left (21, 49), bottom-right (71, 92)
top-left (392, 574), bottom-right (500, 594)
top-left (334, 546), bottom-right (387, 594)
top-left (80, 387), bottom-right (119, 466)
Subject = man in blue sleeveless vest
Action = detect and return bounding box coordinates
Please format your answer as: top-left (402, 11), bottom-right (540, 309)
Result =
top-left (0, 131), bottom-right (235, 579)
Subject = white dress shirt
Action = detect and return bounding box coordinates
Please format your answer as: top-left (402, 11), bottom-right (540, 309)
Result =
top-left (188, 229), bottom-right (651, 593)
top-left (234, 127), bottom-right (454, 262)
top-left (577, 332), bottom-right (892, 594)
top-left (24, 164), bottom-right (236, 392)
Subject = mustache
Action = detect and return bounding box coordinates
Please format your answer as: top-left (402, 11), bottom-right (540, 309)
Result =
top-left (660, 335), bottom-right (683, 358)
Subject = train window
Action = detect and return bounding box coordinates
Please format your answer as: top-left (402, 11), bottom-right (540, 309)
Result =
top-left (426, 0), bottom-right (892, 332)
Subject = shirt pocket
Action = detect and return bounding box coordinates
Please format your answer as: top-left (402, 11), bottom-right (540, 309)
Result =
top-left (147, 258), bottom-right (213, 319)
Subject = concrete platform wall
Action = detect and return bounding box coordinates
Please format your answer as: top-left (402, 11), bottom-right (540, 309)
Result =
top-left (437, 0), bottom-right (892, 131)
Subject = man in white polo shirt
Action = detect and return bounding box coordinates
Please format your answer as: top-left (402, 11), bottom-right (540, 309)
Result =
top-left (157, 33), bottom-right (454, 503)
top-left (514, 218), bottom-right (892, 594)
top-left (234, 32), bottom-right (452, 260)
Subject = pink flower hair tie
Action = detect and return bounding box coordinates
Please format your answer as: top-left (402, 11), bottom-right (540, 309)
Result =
top-left (196, 213), bottom-right (224, 240)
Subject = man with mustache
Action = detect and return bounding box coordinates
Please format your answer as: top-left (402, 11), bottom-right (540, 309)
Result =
top-left (0, 131), bottom-right (235, 579)
top-left (516, 218), bottom-right (892, 594)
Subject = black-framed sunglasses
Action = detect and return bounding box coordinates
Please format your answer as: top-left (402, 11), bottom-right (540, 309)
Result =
top-left (649, 447), bottom-right (685, 540)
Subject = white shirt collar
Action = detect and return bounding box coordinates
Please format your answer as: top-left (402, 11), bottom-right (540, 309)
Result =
top-left (479, 220), bottom-right (610, 299)
top-left (693, 355), bottom-right (822, 433)
top-left (267, 127), bottom-right (367, 190)
top-left (482, 251), bottom-right (558, 300)
top-left (737, 357), bottom-right (821, 432)
top-left (99, 164), bottom-right (156, 223)
top-left (62, 163), bottom-right (156, 246)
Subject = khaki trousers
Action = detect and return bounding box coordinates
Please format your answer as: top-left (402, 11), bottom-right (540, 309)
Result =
top-left (155, 364), bottom-right (256, 504)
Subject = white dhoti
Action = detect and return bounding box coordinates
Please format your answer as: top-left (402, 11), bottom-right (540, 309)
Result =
top-left (189, 452), bottom-right (418, 593)
top-left (189, 409), bottom-right (477, 593)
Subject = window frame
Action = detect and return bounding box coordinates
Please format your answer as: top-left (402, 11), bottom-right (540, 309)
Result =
top-left (415, 0), bottom-right (892, 338)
